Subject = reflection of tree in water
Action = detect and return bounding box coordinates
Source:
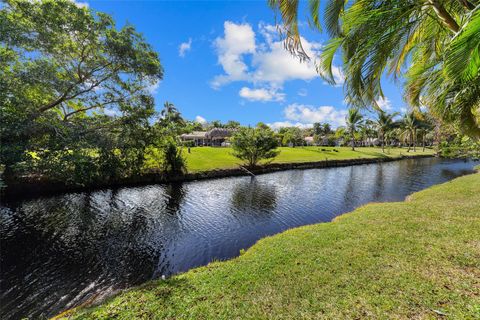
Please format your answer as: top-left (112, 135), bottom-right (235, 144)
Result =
top-left (230, 178), bottom-right (277, 214)
top-left (163, 182), bottom-right (186, 215)
top-left (0, 186), bottom-right (179, 319)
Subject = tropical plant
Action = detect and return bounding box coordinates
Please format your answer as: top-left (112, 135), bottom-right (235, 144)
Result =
top-left (401, 112), bottom-right (420, 152)
top-left (231, 127), bottom-right (280, 167)
top-left (268, 0), bottom-right (480, 138)
top-left (162, 137), bottom-right (187, 174)
top-left (160, 102), bottom-right (184, 125)
top-left (345, 107), bottom-right (363, 151)
top-left (157, 101), bottom-right (186, 136)
top-left (373, 111), bottom-right (399, 152)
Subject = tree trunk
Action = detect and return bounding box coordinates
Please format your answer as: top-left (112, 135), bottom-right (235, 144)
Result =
top-left (413, 129), bottom-right (417, 152)
top-left (428, 0), bottom-right (460, 33)
top-left (381, 132), bottom-right (385, 153)
top-left (351, 136), bottom-right (355, 151)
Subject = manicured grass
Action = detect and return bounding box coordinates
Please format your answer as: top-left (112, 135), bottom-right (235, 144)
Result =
top-left (146, 146), bottom-right (434, 172)
top-left (60, 170), bottom-right (479, 319)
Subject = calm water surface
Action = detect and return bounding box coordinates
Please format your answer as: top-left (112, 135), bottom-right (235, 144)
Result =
top-left (0, 158), bottom-right (478, 319)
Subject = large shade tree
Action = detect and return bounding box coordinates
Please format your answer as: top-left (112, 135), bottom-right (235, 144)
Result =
top-left (268, 0), bottom-right (480, 138)
top-left (0, 0), bottom-right (163, 180)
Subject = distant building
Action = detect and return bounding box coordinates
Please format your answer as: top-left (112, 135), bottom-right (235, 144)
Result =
top-left (180, 128), bottom-right (234, 147)
top-left (304, 136), bottom-right (314, 146)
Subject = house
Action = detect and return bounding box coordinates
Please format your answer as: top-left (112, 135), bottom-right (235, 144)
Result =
top-left (180, 128), bottom-right (234, 147)
top-left (180, 131), bottom-right (208, 146)
top-left (304, 136), bottom-right (315, 146)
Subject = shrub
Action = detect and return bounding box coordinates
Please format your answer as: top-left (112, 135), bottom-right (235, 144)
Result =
top-left (231, 127), bottom-right (279, 167)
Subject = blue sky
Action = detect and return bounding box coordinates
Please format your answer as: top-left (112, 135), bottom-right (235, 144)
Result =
top-left (81, 0), bottom-right (407, 128)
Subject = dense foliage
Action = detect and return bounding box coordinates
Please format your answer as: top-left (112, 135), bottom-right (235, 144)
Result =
top-left (231, 127), bottom-right (280, 167)
top-left (268, 0), bottom-right (480, 138)
top-left (0, 0), bottom-right (162, 184)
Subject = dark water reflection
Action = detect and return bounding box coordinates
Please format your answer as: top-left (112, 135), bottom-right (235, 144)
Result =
top-left (0, 158), bottom-right (478, 319)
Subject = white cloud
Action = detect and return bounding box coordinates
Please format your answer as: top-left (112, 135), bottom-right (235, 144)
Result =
top-left (146, 81), bottom-right (160, 94)
top-left (211, 21), bottom-right (256, 88)
top-left (211, 22), bottom-right (344, 98)
top-left (251, 30), bottom-right (322, 85)
top-left (195, 115), bottom-right (207, 124)
top-left (179, 38), bottom-right (192, 57)
top-left (331, 66), bottom-right (345, 86)
top-left (71, 0), bottom-right (88, 8)
top-left (267, 121), bottom-right (312, 130)
top-left (239, 87), bottom-right (285, 102)
top-left (297, 88), bottom-right (308, 97)
top-left (375, 96), bottom-right (392, 111)
top-left (284, 103), bottom-right (347, 127)
top-left (104, 108), bottom-right (121, 117)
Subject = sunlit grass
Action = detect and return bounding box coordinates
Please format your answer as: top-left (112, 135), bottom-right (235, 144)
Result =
top-left (59, 170), bottom-right (479, 319)
top-left (145, 146), bottom-right (435, 172)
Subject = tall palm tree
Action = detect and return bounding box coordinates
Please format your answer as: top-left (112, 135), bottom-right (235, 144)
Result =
top-left (268, 0), bottom-right (480, 138)
top-left (373, 111), bottom-right (399, 153)
top-left (401, 112), bottom-right (420, 152)
top-left (345, 107), bottom-right (363, 151)
top-left (160, 101), bottom-right (184, 126)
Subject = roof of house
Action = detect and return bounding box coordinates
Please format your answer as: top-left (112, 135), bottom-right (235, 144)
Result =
top-left (180, 128), bottom-right (235, 140)
top-left (206, 128), bottom-right (233, 139)
top-left (180, 131), bottom-right (207, 139)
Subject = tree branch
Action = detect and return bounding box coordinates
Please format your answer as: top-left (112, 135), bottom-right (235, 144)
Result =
top-left (427, 0), bottom-right (460, 33)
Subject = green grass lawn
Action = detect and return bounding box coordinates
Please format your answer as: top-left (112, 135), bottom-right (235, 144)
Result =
top-left (172, 146), bottom-right (435, 172)
top-left (59, 170), bottom-right (479, 319)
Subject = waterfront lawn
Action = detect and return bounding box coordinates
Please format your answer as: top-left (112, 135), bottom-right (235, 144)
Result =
top-left (178, 146), bottom-right (435, 172)
top-left (61, 170), bottom-right (479, 319)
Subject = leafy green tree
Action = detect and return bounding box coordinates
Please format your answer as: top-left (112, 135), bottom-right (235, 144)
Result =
top-left (268, 0), bottom-right (480, 137)
top-left (231, 127), bottom-right (279, 167)
top-left (209, 120), bottom-right (224, 129)
top-left (256, 122), bottom-right (270, 130)
top-left (313, 122), bottom-right (322, 136)
top-left (345, 107), bottom-right (363, 151)
top-left (185, 120), bottom-right (204, 132)
top-left (162, 137), bottom-right (187, 174)
top-left (373, 111), bottom-right (399, 152)
top-left (279, 127), bottom-right (304, 146)
top-left (0, 0), bottom-right (163, 180)
top-left (313, 122), bottom-right (332, 136)
top-left (225, 120), bottom-right (241, 129)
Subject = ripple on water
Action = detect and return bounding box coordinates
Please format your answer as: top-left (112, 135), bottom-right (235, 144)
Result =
top-left (0, 157), bottom-right (478, 319)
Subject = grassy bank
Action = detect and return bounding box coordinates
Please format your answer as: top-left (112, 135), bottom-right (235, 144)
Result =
top-left (60, 170), bottom-right (479, 319)
top-left (146, 146), bottom-right (435, 172)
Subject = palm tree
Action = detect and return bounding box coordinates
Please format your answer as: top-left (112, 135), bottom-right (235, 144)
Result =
top-left (401, 112), bottom-right (420, 152)
top-left (268, 0), bottom-right (480, 138)
top-left (373, 111), bottom-right (399, 153)
top-left (345, 107), bottom-right (363, 151)
top-left (160, 101), bottom-right (184, 126)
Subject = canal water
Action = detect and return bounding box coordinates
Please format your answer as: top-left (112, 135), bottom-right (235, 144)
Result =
top-left (0, 157), bottom-right (478, 319)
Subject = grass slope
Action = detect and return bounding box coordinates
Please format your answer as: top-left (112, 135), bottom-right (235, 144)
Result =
top-left (61, 171), bottom-right (479, 319)
top-left (162, 146), bottom-right (434, 172)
